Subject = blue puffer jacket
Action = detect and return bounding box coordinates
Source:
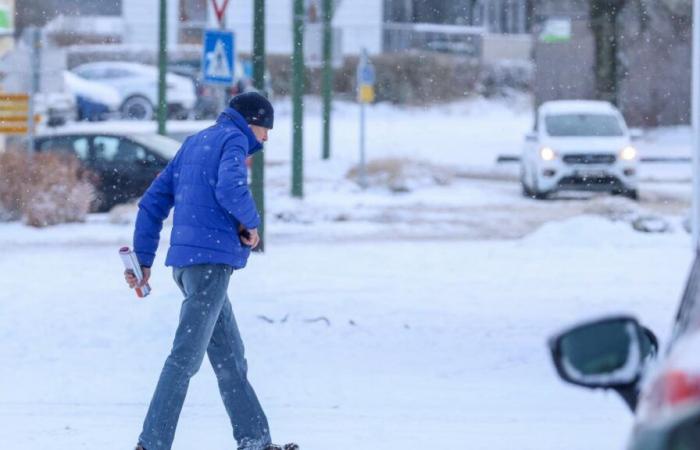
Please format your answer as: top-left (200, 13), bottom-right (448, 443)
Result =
top-left (133, 108), bottom-right (262, 269)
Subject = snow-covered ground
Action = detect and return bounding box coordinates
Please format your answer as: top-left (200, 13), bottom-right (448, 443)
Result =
top-left (4, 96), bottom-right (697, 449)
top-left (0, 215), bottom-right (692, 450)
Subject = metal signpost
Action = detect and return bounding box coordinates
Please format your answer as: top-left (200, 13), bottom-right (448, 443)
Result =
top-left (321, 0), bottom-right (333, 160)
top-left (304, 0), bottom-right (342, 160)
top-left (158, 0), bottom-right (167, 136)
top-left (292, 0), bottom-right (305, 198)
top-left (207, 0), bottom-right (234, 114)
top-left (356, 49), bottom-right (375, 189)
top-left (252, 0), bottom-right (266, 251)
top-left (25, 26), bottom-right (40, 152)
top-left (694, 0), bottom-right (700, 251)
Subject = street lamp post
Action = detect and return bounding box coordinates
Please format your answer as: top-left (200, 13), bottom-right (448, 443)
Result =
top-left (252, 0), bottom-right (266, 250)
top-left (291, 0), bottom-right (304, 198)
top-left (157, 0), bottom-right (167, 136)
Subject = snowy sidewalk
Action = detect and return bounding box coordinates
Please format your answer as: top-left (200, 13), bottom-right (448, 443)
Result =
top-left (0, 216), bottom-right (692, 450)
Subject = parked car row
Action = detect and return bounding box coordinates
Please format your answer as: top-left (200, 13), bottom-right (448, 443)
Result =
top-left (63, 58), bottom-right (261, 122)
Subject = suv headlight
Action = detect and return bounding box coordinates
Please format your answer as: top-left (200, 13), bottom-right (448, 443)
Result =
top-left (539, 146), bottom-right (557, 161)
top-left (620, 146), bottom-right (637, 161)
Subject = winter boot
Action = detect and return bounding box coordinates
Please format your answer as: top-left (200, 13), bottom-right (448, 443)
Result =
top-left (264, 444), bottom-right (299, 450)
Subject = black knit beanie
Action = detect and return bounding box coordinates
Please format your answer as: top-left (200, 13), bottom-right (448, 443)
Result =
top-left (229, 92), bottom-right (274, 129)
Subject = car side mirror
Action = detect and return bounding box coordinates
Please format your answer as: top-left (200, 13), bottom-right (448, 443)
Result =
top-left (548, 315), bottom-right (658, 411)
top-left (525, 132), bottom-right (537, 142)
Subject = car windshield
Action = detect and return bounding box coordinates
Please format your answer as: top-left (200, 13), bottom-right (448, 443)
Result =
top-left (545, 114), bottom-right (624, 137)
top-left (129, 134), bottom-right (182, 160)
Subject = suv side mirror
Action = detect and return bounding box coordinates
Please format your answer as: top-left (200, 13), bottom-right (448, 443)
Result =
top-left (548, 315), bottom-right (658, 411)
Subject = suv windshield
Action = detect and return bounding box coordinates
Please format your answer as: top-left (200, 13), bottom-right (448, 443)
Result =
top-left (545, 114), bottom-right (624, 137)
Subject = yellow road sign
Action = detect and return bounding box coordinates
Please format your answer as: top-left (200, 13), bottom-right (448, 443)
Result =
top-left (0, 93), bottom-right (34, 134)
top-left (358, 84), bottom-right (375, 104)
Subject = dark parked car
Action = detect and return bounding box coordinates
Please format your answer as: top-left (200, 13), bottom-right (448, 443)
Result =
top-left (34, 132), bottom-right (180, 211)
top-left (548, 255), bottom-right (700, 450)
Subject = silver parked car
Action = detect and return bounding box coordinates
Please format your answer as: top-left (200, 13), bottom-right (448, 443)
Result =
top-left (72, 62), bottom-right (196, 120)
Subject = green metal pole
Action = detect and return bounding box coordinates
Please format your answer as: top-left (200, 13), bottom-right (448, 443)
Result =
top-left (321, 0), bottom-right (333, 160)
top-left (252, 0), bottom-right (266, 251)
top-left (157, 0), bottom-right (167, 136)
top-left (291, 0), bottom-right (304, 198)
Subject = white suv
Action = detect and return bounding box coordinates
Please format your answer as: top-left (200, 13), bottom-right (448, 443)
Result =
top-left (520, 100), bottom-right (639, 200)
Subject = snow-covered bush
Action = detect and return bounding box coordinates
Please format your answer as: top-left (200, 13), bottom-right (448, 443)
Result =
top-left (268, 53), bottom-right (530, 105)
top-left (478, 60), bottom-right (534, 98)
top-left (0, 150), bottom-right (95, 227)
top-left (347, 158), bottom-right (453, 193)
top-left (0, 149), bottom-right (28, 221)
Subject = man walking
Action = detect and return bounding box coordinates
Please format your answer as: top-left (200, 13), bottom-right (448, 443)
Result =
top-left (125, 92), bottom-right (296, 450)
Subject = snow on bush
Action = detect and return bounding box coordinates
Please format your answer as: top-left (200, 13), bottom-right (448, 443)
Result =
top-left (268, 53), bottom-right (530, 105)
top-left (347, 158), bottom-right (454, 193)
top-left (0, 149), bottom-right (28, 221)
top-left (0, 150), bottom-right (95, 227)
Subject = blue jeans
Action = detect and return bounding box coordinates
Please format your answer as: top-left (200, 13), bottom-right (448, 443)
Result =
top-left (139, 264), bottom-right (271, 450)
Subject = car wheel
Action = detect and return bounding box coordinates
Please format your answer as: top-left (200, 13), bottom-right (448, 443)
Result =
top-left (523, 165), bottom-right (549, 200)
top-left (121, 96), bottom-right (154, 120)
top-left (623, 189), bottom-right (639, 201)
top-left (532, 189), bottom-right (549, 200)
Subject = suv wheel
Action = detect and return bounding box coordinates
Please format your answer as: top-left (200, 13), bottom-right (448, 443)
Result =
top-left (121, 96), bottom-right (154, 120)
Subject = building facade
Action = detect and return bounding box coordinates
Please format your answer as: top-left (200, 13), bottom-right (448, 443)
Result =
top-left (0, 0), bottom-right (14, 56)
top-left (533, 0), bottom-right (692, 126)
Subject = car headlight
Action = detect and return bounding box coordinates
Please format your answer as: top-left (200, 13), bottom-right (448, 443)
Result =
top-left (539, 146), bottom-right (557, 161)
top-left (620, 146), bottom-right (637, 161)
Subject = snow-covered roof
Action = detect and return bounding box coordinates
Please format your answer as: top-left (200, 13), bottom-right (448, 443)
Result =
top-left (45, 15), bottom-right (125, 37)
top-left (539, 100), bottom-right (620, 115)
top-left (73, 61), bottom-right (158, 76)
top-left (63, 71), bottom-right (121, 108)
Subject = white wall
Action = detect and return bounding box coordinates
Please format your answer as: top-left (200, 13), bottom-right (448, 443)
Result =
top-left (225, 0), bottom-right (383, 55)
top-left (334, 0), bottom-right (383, 55)
top-left (122, 0), bottom-right (179, 48)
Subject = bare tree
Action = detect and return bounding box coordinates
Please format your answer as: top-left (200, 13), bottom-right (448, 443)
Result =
top-left (589, 0), bottom-right (630, 105)
top-left (590, 0), bottom-right (691, 105)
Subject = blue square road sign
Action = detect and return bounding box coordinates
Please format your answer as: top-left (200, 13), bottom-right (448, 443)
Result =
top-left (202, 29), bottom-right (235, 85)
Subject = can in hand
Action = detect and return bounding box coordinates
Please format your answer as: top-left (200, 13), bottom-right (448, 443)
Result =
top-left (119, 247), bottom-right (151, 298)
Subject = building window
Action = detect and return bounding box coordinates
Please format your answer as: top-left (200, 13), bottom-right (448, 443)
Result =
top-left (384, 0), bottom-right (531, 34)
top-left (179, 0), bottom-right (207, 44)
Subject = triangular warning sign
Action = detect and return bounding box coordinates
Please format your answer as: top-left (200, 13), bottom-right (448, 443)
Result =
top-left (212, 0), bottom-right (230, 24)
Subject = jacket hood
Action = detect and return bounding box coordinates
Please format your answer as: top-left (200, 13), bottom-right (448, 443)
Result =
top-left (217, 107), bottom-right (263, 155)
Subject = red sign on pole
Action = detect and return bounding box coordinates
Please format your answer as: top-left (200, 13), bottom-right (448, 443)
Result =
top-left (211, 0), bottom-right (230, 26)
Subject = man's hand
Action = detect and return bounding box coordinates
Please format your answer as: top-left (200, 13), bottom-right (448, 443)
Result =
top-left (239, 227), bottom-right (260, 249)
top-left (124, 266), bottom-right (151, 289)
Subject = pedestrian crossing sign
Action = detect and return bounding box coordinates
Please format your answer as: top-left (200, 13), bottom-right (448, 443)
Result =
top-left (202, 29), bottom-right (235, 85)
